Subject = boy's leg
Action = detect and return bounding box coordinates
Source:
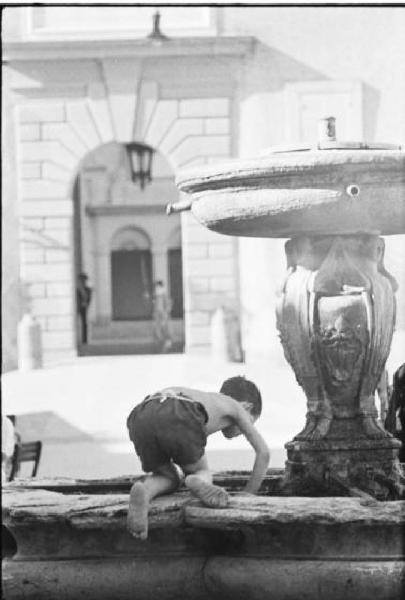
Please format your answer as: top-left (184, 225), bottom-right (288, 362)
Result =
top-left (182, 455), bottom-right (229, 508)
top-left (127, 462), bottom-right (180, 540)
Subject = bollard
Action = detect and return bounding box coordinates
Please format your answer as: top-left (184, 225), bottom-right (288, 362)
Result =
top-left (17, 313), bottom-right (43, 371)
top-left (226, 309), bottom-right (244, 363)
top-left (211, 306), bottom-right (228, 361)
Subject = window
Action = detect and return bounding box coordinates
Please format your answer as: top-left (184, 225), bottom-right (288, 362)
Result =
top-left (26, 6), bottom-right (217, 40)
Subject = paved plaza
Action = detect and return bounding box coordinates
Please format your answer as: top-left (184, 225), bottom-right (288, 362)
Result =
top-left (2, 330), bottom-right (404, 480)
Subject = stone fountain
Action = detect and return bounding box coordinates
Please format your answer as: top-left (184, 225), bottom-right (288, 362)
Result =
top-left (175, 117), bottom-right (404, 499)
top-left (2, 119), bottom-right (404, 600)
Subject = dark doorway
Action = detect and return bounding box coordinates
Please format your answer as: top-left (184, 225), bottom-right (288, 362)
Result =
top-left (111, 250), bottom-right (152, 320)
top-left (168, 248), bottom-right (184, 319)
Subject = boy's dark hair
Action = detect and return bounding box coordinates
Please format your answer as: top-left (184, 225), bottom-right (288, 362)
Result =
top-left (220, 376), bottom-right (262, 417)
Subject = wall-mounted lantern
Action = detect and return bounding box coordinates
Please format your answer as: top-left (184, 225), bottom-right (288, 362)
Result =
top-left (125, 142), bottom-right (155, 190)
top-left (147, 11), bottom-right (169, 44)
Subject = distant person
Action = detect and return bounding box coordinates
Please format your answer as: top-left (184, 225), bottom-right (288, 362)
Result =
top-left (77, 272), bottom-right (92, 345)
top-left (126, 376), bottom-right (269, 539)
top-left (152, 280), bottom-right (172, 352)
top-left (385, 363), bottom-right (405, 462)
top-left (2, 416), bottom-right (16, 481)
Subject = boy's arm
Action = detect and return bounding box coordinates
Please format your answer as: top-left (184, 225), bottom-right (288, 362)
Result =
top-left (231, 403), bottom-right (270, 494)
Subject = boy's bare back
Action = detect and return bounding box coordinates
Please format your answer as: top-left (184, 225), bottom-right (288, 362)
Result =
top-left (161, 386), bottom-right (237, 435)
top-left (161, 386), bottom-right (269, 472)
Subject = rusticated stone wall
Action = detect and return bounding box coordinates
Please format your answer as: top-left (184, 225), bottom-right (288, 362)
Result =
top-left (7, 50), bottom-right (245, 363)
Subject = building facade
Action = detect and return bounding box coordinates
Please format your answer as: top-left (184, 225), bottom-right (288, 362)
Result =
top-left (3, 6), bottom-right (405, 370)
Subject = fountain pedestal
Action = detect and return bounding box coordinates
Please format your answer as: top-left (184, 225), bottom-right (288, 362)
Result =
top-left (277, 233), bottom-right (400, 496)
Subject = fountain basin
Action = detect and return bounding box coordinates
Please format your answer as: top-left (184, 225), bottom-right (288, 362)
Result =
top-left (2, 475), bottom-right (404, 600)
top-left (176, 149), bottom-right (405, 237)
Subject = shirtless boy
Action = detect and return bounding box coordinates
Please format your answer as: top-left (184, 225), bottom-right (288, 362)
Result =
top-left (126, 376), bottom-right (270, 539)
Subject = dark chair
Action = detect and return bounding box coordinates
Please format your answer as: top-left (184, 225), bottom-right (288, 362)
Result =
top-left (9, 441), bottom-right (42, 481)
top-left (6, 414), bottom-right (16, 426)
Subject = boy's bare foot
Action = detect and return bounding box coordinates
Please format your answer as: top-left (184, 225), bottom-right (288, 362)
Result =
top-left (127, 481), bottom-right (149, 540)
top-left (186, 475), bottom-right (229, 508)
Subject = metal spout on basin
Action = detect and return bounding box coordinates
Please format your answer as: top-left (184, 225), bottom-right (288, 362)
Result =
top-left (166, 198), bottom-right (193, 215)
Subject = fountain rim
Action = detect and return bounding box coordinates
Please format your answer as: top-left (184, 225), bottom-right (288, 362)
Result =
top-left (176, 148), bottom-right (405, 193)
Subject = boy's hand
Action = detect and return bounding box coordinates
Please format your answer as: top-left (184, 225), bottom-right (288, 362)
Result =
top-left (226, 398), bottom-right (271, 495)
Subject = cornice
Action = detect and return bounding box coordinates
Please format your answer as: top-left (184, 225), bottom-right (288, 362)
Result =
top-left (85, 204), bottom-right (167, 217)
top-left (3, 36), bottom-right (256, 63)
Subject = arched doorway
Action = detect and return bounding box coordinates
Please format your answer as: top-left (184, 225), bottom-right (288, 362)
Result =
top-left (72, 141), bottom-right (185, 354)
top-left (110, 227), bottom-right (153, 320)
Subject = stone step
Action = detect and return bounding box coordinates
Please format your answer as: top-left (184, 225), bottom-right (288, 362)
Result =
top-left (91, 319), bottom-right (184, 341)
top-left (79, 340), bottom-right (185, 356)
top-left (91, 320), bottom-right (152, 339)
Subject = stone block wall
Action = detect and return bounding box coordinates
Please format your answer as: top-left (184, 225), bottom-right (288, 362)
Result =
top-left (2, 69), bottom-right (20, 372)
top-left (16, 102), bottom-right (78, 365)
top-left (11, 55), bottom-right (238, 362)
top-left (182, 212), bottom-right (238, 354)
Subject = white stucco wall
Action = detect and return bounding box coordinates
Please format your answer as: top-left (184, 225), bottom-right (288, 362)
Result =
top-left (2, 68), bottom-right (21, 372)
top-left (231, 6), bottom-right (405, 362)
top-left (226, 7), bottom-right (405, 144)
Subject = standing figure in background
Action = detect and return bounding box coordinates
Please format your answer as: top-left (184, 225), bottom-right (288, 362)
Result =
top-left (152, 280), bottom-right (172, 352)
top-left (77, 272), bottom-right (92, 345)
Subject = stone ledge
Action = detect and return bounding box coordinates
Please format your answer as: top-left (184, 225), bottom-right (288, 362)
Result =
top-left (3, 474), bottom-right (404, 538)
top-left (4, 485), bottom-right (403, 531)
top-left (3, 37), bottom-right (256, 62)
top-left (185, 495), bottom-right (405, 527)
top-left (2, 487), bottom-right (187, 531)
top-left (2, 474), bottom-right (404, 600)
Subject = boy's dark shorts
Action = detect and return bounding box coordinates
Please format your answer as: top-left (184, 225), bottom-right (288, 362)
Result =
top-left (127, 393), bottom-right (208, 472)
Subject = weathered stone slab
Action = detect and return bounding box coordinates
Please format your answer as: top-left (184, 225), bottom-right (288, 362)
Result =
top-left (185, 495), bottom-right (405, 527)
top-left (2, 486), bottom-right (189, 531)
